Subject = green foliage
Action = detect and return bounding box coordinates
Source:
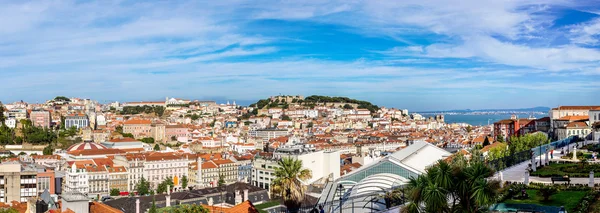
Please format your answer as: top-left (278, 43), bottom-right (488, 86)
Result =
top-left (18, 152), bottom-right (26, 155)
top-left (0, 125), bottom-right (14, 145)
top-left (218, 174), bottom-right (225, 187)
top-left (487, 143), bottom-right (508, 160)
top-left (140, 137), bottom-right (155, 144)
top-left (149, 197), bottom-right (157, 213)
top-left (304, 95), bottom-right (379, 112)
top-left (0, 208), bottom-right (19, 213)
top-left (483, 136), bottom-right (491, 147)
top-left (135, 176), bottom-right (150, 195)
top-left (0, 104), bottom-right (5, 125)
top-left (190, 113), bottom-right (200, 120)
top-left (156, 204), bottom-right (209, 213)
top-left (121, 105), bottom-right (165, 116)
top-left (535, 184), bottom-right (559, 201)
top-left (244, 121), bottom-right (252, 126)
top-left (43, 144), bottom-right (54, 155)
top-left (305, 122), bottom-right (313, 128)
top-left (466, 125), bottom-right (472, 133)
top-left (272, 157), bottom-right (312, 211)
top-left (281, 115), bottom-right (291, 121)
top-left (115, 126), bottom-right (123, 134)
top-left (153, 144), bottom-right (160, 151)
top-left (181, 175), bottom-right (188, 190)
top-left (157, 177), bottom-right (175, 194)
top-left (504, 188), bottom-right (588, 212)
top-left (19, 121), bottom-right (57, 144)
top-left (343, 104), bottom-right (353, 109)
top-left (54, 96), bottom-right (71, 102)
top-left (508, 133), bottom-right (550, 155)
top-left (59, 126), bottom-right (78, 138)
top-left (122, 133), bottom-right (134, 138)
top-left (532, 162), bottom-right (600, 177)
top-left (171, 136), bottom-right (177, 141)
top-left (497, 134), bottom-right (505, 143)
top-left (110, 188), bottom-right (120, 196)
top-left (401, 160), bottom-right (500, 213)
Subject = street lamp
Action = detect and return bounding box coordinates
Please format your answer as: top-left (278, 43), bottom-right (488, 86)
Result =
top-left (337, 184), bottom-right (344, 213)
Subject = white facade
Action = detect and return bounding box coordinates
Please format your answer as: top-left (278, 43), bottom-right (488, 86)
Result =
top-left (4, 118), bottom-right (16, 128)
top-left (143, 157), bottom-right (188, 190)
top-left (64, 164), bottom-right (89, 195)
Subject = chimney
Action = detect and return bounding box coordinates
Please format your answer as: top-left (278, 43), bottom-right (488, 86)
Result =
top-left (135, 199), bottom-right (140, 213)
top-left (243, 189), bottom-right (249, 201)
top-left (166, 185), bottom-right (171, 207)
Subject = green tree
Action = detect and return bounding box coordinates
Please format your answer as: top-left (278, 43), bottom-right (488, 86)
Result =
top-left (136, 176), bottom-right (150, 195)
top-left (466, 125), bottom-right (472, 133)
top-left (110, 188), bottom-right (120, 196)
top-left (482, 136), bottom-right (491, 147)
top-left (43, 145), bottom-right (54, 155)
top-left (190, 114), bottom-right (200, 120)
top-left (181, 175), bottom-right (188, 190)
top-left (536, 184), bottom-right (558, 201)
top-left (149, 197), bottom-right (157, 213)
top-left (171, 136), bottom-right (177, 141)
top-left (153, 144), bottom-right (160, 151)
top-left (281, 115), bottom-right (291, 121)
top-left (271, 157), bottom-right (312, 212)
top-left (218, 174), bottom-right (226, 187)
top-left (401, 160), bottom-right (500, 213)
top-left (157, 177), bottom-right (175, 194)
top-left (0, 208), bottom-right (19, 213)
top-left (343, 104), bottom-right (353, 109)
top-left (18, 152), bottom-right (26, 155)
top-left (0, 104), bottom-right (5, 126)
top-left (496, 134), bottom-right (505, 143)
top-left (141, 137), bottom-right (155, 144)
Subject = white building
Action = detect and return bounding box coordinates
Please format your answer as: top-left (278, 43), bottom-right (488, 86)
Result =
top-left (64, 163), bottom-right (89, 196)
top-left (65, 114), bottom-right (89, 129)
top-left (4, 118), bottom-right (16, 128)
top-left (142, 153), bottom-right (188, 190)
top-left (252, 144), bottom-right (341, 191)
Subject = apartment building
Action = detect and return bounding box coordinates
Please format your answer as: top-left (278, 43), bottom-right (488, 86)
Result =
top-left (122, 119), bottom-right (152, 139)
top-left (0, 162), bottom-right (38, 202)
top-left (143, 152), bottom-right (189, 190)
top-left (189, 158), bottom-right (239, 188)
top-left (248, 129), bottom-right (289, 143)
top-left (65, 114), bottom-right (89, 129)
top-left (30, 110), bottom-right (51, 128)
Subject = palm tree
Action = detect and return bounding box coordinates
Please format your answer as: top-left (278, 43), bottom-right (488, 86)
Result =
top-left (402, 160), bottom-right (500, 213)
top-left (271, 157), bottom-right (312, 212)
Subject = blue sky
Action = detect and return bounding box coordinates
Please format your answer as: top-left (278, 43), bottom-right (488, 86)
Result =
top-left (1, 0), bottom-right (599, 111)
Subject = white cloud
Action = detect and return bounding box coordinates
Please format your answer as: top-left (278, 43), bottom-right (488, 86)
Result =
top-left (570, 17), bottom-right (600, 45)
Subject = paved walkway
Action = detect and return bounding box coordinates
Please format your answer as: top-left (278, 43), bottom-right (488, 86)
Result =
top-left (496, 140), bottom-right (599, 184)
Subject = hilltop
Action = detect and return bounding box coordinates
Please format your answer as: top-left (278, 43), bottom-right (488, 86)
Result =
top-left (249, 95), bottom-right (379, 113)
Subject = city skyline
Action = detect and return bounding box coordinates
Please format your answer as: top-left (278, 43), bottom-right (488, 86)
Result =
top-left (1, 0), bottom-right (600, 111)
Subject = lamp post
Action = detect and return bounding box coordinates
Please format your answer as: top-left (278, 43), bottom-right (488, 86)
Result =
top-left (337, 184), bottom-right (344, 213)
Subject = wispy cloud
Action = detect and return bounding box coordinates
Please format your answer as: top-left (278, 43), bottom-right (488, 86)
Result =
top-left (0, 0), bottom-right (598, 110)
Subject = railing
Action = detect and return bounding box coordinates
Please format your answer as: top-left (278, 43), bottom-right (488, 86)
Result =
top-left (265, 193), bottom-right (404, 213)
top-left (486, 136), bottom-right (579, 172)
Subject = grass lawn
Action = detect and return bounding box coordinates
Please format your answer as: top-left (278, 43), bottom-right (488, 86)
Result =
top-left (255, 201), bottom-right (282, 213)
top-left (504, 189), bottom-right (587, 212)
top-left (531, 162), bottom-right (600, 177)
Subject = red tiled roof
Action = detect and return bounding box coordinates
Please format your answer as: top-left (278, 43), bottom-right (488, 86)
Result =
top-left (123, 119), bottom-right (152, 125)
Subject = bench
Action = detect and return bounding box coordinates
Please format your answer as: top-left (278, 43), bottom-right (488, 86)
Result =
top-left (551, 176), bottom-right (570, 184)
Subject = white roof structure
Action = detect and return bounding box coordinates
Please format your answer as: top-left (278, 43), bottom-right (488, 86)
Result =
top-left (317, 141), bottom-right (451, 213)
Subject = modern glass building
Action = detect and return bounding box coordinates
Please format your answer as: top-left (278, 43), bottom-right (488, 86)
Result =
top-left (316, 141), bottom-right (451, 213)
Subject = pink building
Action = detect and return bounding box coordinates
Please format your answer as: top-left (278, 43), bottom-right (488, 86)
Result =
top-left (165, 125), bottom-right (189, 141)
top-left (30, 110), bottom-right (51, 128)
